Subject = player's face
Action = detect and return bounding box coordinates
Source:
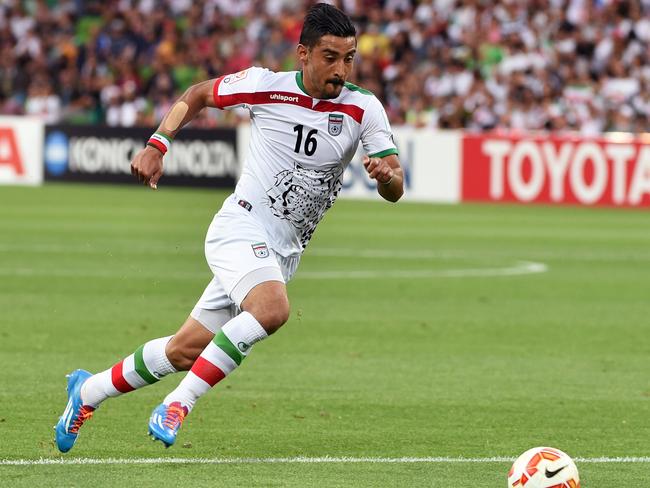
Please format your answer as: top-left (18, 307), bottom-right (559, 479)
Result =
top-left (299, 35), bottom-right (356, 99)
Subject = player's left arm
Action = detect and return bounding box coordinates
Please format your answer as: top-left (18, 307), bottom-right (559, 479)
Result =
top-left (360, 96), bottom-right (403, 203)
top-left (363, 153), bottom-right (403, 202)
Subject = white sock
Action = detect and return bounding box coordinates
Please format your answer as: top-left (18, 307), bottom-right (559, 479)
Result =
top-left (81, 336), bottom-right (177, 407)
top-left (163, 312), bottom-right (267, 412)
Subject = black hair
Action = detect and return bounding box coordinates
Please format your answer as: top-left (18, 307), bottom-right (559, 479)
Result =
top-left (299, 3), bottom-right (356, 48)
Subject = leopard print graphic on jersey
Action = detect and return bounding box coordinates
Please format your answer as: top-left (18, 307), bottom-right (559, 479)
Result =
top-left (265, 163), bottom-right (344, 249)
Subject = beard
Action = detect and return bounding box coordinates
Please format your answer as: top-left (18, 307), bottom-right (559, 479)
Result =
top-left (322, 78), bottom-right (344, 99)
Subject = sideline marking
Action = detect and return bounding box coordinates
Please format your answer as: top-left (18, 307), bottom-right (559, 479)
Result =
top-left (296, 261), bottom-right (547, 279)
top-left (1, 456), bottom-right (649, 466)
top-left (0, 261), bottom-right (548, 280)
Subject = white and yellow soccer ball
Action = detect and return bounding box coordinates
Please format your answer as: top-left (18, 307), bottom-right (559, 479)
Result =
top-left (507, 447), bottom-right (580, 488)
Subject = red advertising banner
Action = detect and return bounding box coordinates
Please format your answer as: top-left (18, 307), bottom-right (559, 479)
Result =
top-left (462, 133), bottom-right (650, 207)
top-left (0, 116), bottom-right (43, 185)
top-left (0, 127), bottom-right (24, 175)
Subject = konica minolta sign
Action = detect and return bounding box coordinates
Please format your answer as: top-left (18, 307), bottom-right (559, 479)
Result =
top-left (44, 125), bottom-right (238, 188)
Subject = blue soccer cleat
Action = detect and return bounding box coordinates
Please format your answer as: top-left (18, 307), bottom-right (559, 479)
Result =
top-left (55, 369), bottom-right (95, 453)
top-left (148, 402), bottom-right (187, 448)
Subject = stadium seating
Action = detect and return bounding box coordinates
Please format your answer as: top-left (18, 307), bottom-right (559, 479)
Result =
top-left (1, 0), bottom-right (649, 133)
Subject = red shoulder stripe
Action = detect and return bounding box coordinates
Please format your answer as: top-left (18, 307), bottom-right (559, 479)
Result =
top-left (313, 100), bottom-right (364, 124)
top-left (217, 91), bottom-right (312, 109)
top-left (213, 86), bottom-right (365, 123)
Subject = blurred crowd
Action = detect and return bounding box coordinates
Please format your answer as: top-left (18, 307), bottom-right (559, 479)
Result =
top-left (1, 0), bottom-right (650, 134)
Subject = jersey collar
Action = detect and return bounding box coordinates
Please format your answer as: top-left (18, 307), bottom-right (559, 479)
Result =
top-left (295, 71), bottom-right (309, 96)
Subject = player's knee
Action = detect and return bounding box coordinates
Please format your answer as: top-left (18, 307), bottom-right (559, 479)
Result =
top-left (248, 298), bottom-right (290, 334)
top-left (241, 281), bottom-right (290, 334)
top-left (165, 340), bottom-right (199, 371)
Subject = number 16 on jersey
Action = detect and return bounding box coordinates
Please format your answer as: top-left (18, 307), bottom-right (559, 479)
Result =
top-left (293, 124), bottom-right (318, 156)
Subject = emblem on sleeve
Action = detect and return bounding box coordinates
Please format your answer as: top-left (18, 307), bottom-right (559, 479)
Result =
top-left (251, 242), bottom-right (269, 258)
top-left (223, 69), bottom-right (249, 85)
top-left (328, 114), bottom-right (344, 136)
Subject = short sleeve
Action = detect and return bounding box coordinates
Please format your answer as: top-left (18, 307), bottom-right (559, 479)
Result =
top-left (361, 96), bottom-right (398, 158)
top-left (212, 67), bottom-right (270, 110)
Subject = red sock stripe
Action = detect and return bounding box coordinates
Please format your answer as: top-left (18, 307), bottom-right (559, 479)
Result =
top-left (191, 356), bottom-right (226, 387)
top-left (111, 360), bottom-right (135, 393)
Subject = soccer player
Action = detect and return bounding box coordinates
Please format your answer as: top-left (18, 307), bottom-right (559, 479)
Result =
top-left (55, 3), bottom-right (403, 452)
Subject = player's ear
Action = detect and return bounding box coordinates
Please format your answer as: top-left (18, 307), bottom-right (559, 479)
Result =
top-left (297, 44), bottom-right (309, 63)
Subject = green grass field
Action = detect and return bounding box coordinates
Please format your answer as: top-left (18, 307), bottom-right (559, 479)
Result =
top-left (0, 183), bottom-right (649, 486)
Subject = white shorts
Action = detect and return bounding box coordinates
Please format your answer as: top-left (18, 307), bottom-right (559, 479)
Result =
top-left (191, 195), bottom-right (300, 333)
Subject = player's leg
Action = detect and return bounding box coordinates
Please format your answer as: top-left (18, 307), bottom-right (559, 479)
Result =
top-left (148, 274), bottom-right (290, 447)
top-left (163, 278), bottom-right (288, 409)
top-left (54, 330), bottom-right (176, 453)
top-left (54, 283), bottom-right (231, 453)
top-left (80, 316), bottom-right (215, 407)
top-left (147, 197), bottom-right (296, 446)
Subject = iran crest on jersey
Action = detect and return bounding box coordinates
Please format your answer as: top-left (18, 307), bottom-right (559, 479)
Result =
top-left (328, 114), bottom-right (344, 136)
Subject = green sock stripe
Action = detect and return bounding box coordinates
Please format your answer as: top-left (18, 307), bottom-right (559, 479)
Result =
top-left (134, 345), bottom-right (159, 384)
top-left (155, 131), bottom-right (173, 143)
top-left (214, 332), bottom-right (243, 366)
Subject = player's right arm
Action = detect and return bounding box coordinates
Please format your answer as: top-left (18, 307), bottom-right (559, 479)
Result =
top-left (130, 79), bottom-right (220, 189)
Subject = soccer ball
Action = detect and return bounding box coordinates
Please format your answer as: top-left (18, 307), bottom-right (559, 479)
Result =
top-left (507, 447), bottom-right (580, 488)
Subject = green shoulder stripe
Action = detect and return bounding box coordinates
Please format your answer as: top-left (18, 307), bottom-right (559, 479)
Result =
top-left (369, 148), bottom-right (399, 158)
top-left (344, 82), bottom-right (374, 96)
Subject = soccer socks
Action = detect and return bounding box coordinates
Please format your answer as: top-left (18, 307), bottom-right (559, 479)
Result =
top-left (81, 336), bottom-right (177, 408)
top-left (163, 311), bottom-right (267, 412)
top-left (81, 313), bottom-right (268, 411)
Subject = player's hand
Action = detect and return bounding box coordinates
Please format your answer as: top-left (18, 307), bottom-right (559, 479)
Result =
top-left (363, 155), bottom-right (394, 185)
top-left (130, 146), bottom-right (164, 190)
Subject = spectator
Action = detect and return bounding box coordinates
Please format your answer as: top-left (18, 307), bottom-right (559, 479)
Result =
top-left (1, 0), bottom-right (650, 135)
top-left (24, 79), bottom-right (61, 124)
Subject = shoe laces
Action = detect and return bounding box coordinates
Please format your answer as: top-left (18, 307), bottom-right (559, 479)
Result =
top-left (163, 403), bottom-right (186, 431)
top-left (70, 405), bottom-right (95, 434)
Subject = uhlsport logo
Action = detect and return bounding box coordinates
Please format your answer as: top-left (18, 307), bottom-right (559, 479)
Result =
top-left (237, 341), bottom-right (250, 353)
top-left (44, 131), bottom-right (69, 176)
top-left (269, 93), bottom-right (299, 103)
top-left (251, 242), bottom-right (269, 258)
top-left (328, 114), bottom-right (343, 136)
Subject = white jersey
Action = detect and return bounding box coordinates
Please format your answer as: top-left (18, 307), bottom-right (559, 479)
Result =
top-left (213, 67), bottom-right (398, 256)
